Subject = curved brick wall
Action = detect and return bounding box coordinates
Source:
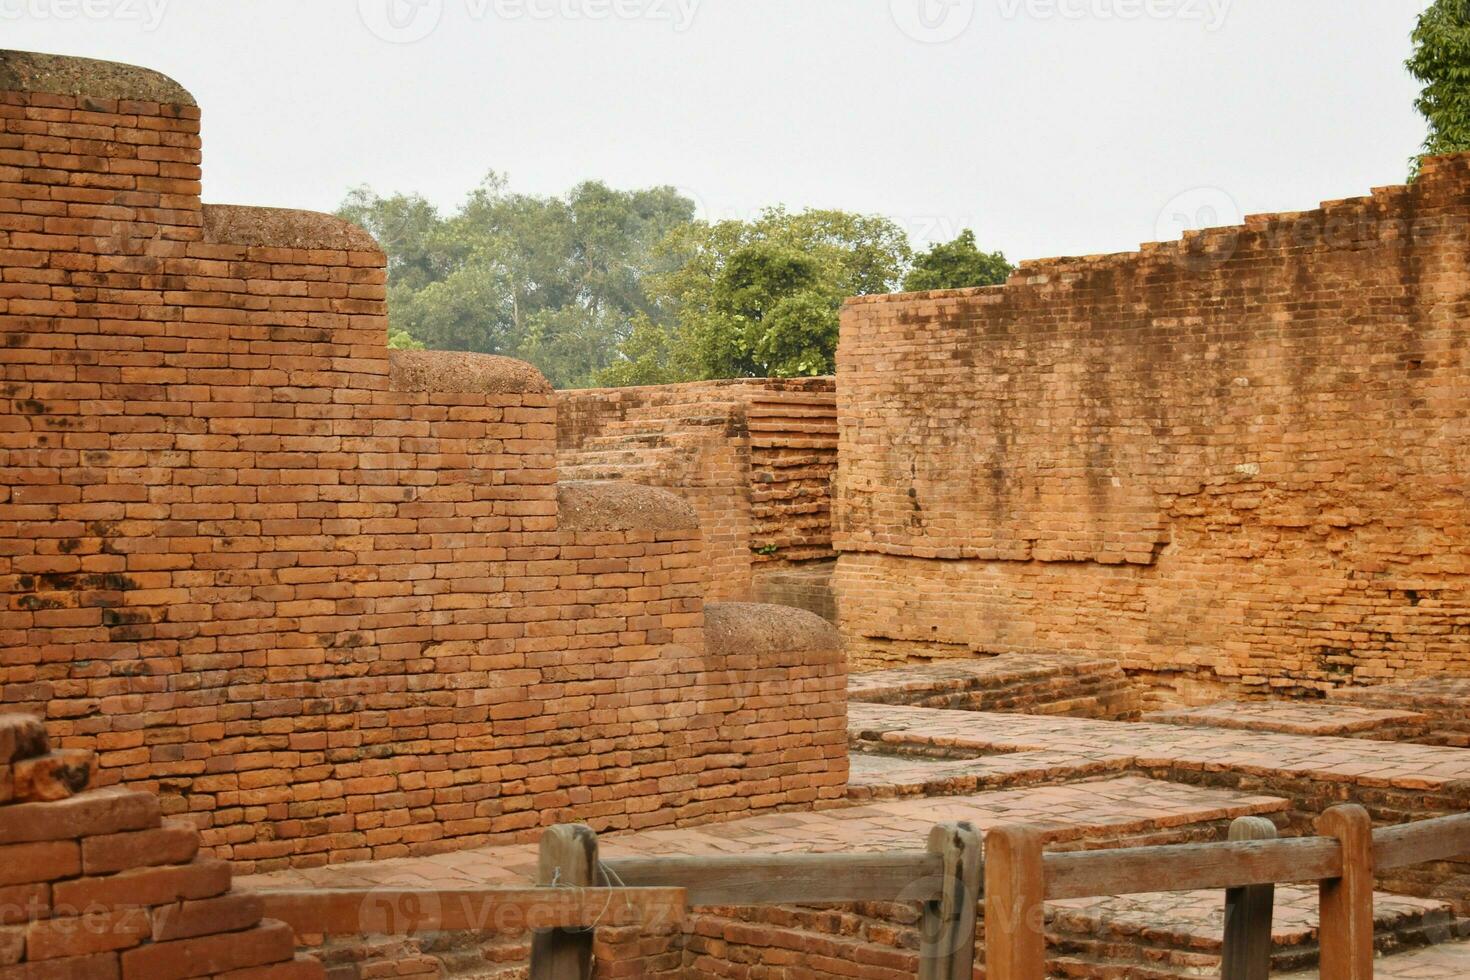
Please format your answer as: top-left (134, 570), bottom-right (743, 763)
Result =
top-left (836, 156), bottom-right (1470, 696)
top-left (0, 51), bottom-right (847, 874)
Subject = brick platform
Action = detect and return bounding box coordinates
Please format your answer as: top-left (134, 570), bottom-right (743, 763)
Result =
top-left (1302, 939), bottom-right (1470, 979)
top-left (1048, 887), bottom-right (1468, 978)
top-left (242, 777), bottom-right (1288, 978)
top-left (852, 703), bottom-right (1470, 913)
top-left (847, 654), bottom-right (1144, 720)
top-left (1333, 678), bottom-right (1470, 748)
top-left (1145, 701), bottom-right (1432, 740)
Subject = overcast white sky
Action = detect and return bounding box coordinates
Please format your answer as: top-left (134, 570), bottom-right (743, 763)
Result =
top-left (2, 0), bottom-right (1434, 261)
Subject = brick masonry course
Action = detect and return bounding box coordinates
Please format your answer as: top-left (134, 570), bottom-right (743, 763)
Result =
top-left (834, 155), bottom-right (1470, 695)
top-left (557, 378), bottom-right (837, 602)
top-left (0, 50), bottom-right (848, 874)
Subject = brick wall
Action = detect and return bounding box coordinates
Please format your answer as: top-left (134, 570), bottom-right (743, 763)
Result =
top-left (0, 50), bottom-right (847, 874)
top-left (0, 713), bottom-right (323, 978)
top-left (836, 156), bottom-right (1470, 696)
top-left (557, 378), bottom-right (837, 601)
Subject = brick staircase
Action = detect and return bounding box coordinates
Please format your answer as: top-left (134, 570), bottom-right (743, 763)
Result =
top-left (848, 653), bottom-right (1145, 721)
top-left (557, 403), bottom-right (744, 485)
top-left (1047, 886), bottom-right (1470, 979)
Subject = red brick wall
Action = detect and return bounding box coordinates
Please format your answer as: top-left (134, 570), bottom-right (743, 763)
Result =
top-left (557, 378), bottom-right (837, 601)
top-left (836, 156), bottom-right (1470, 696)
top-left (0, 51), bottom-right (847, 874)
top-left (0, 713), bottom-right (323, 978)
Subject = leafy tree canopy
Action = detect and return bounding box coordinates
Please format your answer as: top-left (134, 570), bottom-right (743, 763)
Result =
top-left (340, 178), bottom-right (1007, 388)
top-left (902, 229), bottom-right (1014, 293)
top-left (1408, 0), bottom-right (1470, 176)
top-left (338, 174), bottom-right (693, 388)
top-left (614, 208), bottom-right (912, 383)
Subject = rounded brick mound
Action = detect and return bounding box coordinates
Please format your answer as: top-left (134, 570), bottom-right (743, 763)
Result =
top-left (704, 601), bottom-right (842, 656)
top-left (203, 204), bottom-right (380, 252)
top-left (557, 480), bottom-right (698, 532)
top-left (0, 49), bottom-right (195, 104)
top-left (388, 348), bottom-right (552, 396)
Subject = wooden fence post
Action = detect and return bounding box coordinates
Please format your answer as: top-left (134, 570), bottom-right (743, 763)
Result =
top-left (919, 822), bottom-right (983, 980)
top-left (530, 824), bottom-right (601, 980)
top-left (1317, 805), bottom-right (1375, 980)
top-left (1221, 816), bottom-right (1277, 980)
top-left (984, 825), bottom-right (1047, 980)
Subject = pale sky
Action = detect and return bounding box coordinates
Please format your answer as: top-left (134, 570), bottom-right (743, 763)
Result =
top-left (2, 0), bottom-right (1434, 261)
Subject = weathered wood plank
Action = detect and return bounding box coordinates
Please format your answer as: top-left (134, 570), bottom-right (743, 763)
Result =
top-left (919, 822), bottom-right (983, 980)
top-left (1221, 817), bottom-right (1277, 980)
top-left (1043, 836), bottom-right (1342, 901)
top-left (985, 825), bottom-right (1047, 980)
top-left (257, 886), bottom-right (686, 937)
top-left (1373, 812), bottom-right (1470, 870)
top-left (1317, 805), bottom-right (1375, 980)
top-left (605, 851), bottom-right (943, 906)
top-left (530, 825), bottom-right (601, 980)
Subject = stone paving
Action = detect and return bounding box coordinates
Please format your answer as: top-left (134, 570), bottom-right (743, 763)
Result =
top-left (240, 776), bottom-right (1288, 894)
top-left (846, 653), bottom-right (1142, 720)
top-left (1333, 678), bottom-right (1470, 748)
top-left (1352, 940), bottom-right (1470, 979)
top-left (849, 702), bottom-right (1470, 793)
top-left (1048, 885), bottom-right (1467, 978)
top-left (1145, 700), bottom-right (1432, 739)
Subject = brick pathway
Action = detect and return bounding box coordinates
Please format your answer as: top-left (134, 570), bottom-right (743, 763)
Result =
top-left (850, 702), bottom-right (1470, 791)
top-left (1048, 886), bottom-right (1466, 978)
top-left (1145, 700), bottom-right (1430, 738)
top-left (240, 776), bottom-right (1286, 893)
top-left (1285, 940), bottom-right (1470, 979)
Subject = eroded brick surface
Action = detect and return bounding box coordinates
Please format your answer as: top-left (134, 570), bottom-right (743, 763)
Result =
top-left (0, 58), bottom-right (848, 874)
top-left (834, 156), bottom-right (1470, 693)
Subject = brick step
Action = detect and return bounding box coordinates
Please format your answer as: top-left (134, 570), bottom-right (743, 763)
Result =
top-left (1331, 678), bottom-right (1470, 747)
top-left (848, 653), bottom-right (1145, 721)
top-left (1146, 701), bottom-right (1432, 740)
top-left (1047, 886), bottom-right (1470, 979)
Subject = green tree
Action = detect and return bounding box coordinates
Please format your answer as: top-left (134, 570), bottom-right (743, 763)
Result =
top-left (902, 229), bottom-right (1013, 292)
top-left (606, 207), bottom-right (911, 382)
top-left (337, 175), bottom-right (695, 389)
top-left (1408, 0), bottom-right (1470, 176)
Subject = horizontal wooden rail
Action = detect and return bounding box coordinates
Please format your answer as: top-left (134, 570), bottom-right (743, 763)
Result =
top-left (1373, 812), bottom-right (1470, 870)
top-left (1043, 837), bottom-right (1342, 901)
top-left (257, 887), bottom-right (687, 937)
top-left (604, 851), bottom-right (945, 905)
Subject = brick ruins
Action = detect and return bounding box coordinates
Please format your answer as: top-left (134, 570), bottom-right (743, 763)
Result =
top-left (0, 50), bottom-right (847, 875)
top-left (836, 161), bottom-right (1470, 696)
top-left (4, 47), bottom-right (1470, 980)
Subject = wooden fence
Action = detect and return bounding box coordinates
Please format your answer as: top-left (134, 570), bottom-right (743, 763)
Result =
top-left (256, 805), bottom-right (1470, 980)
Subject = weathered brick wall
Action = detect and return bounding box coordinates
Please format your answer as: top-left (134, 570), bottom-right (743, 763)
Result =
top-left (557, 378), bottom-right (837, 601)
top-left (0, 713), bottom-right (323, 978)
top-left (836, 156), bottom-right (1470, 697)
top-left (0, 50), bottom-right (847, 874)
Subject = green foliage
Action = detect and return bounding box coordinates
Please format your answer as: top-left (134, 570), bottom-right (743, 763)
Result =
top-left (1408, 0), bottom-right (1470, 176)
top-left (387, 323), bottom-right (423, 350)
top-left (902, 230), bottom-right (1013, 293)
top-left (615, 208), bottom-right (911, 382)
top-left (337, 174), bottom-right (693, 389)
top-left (342, 176), bottom-right (1008, 388)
